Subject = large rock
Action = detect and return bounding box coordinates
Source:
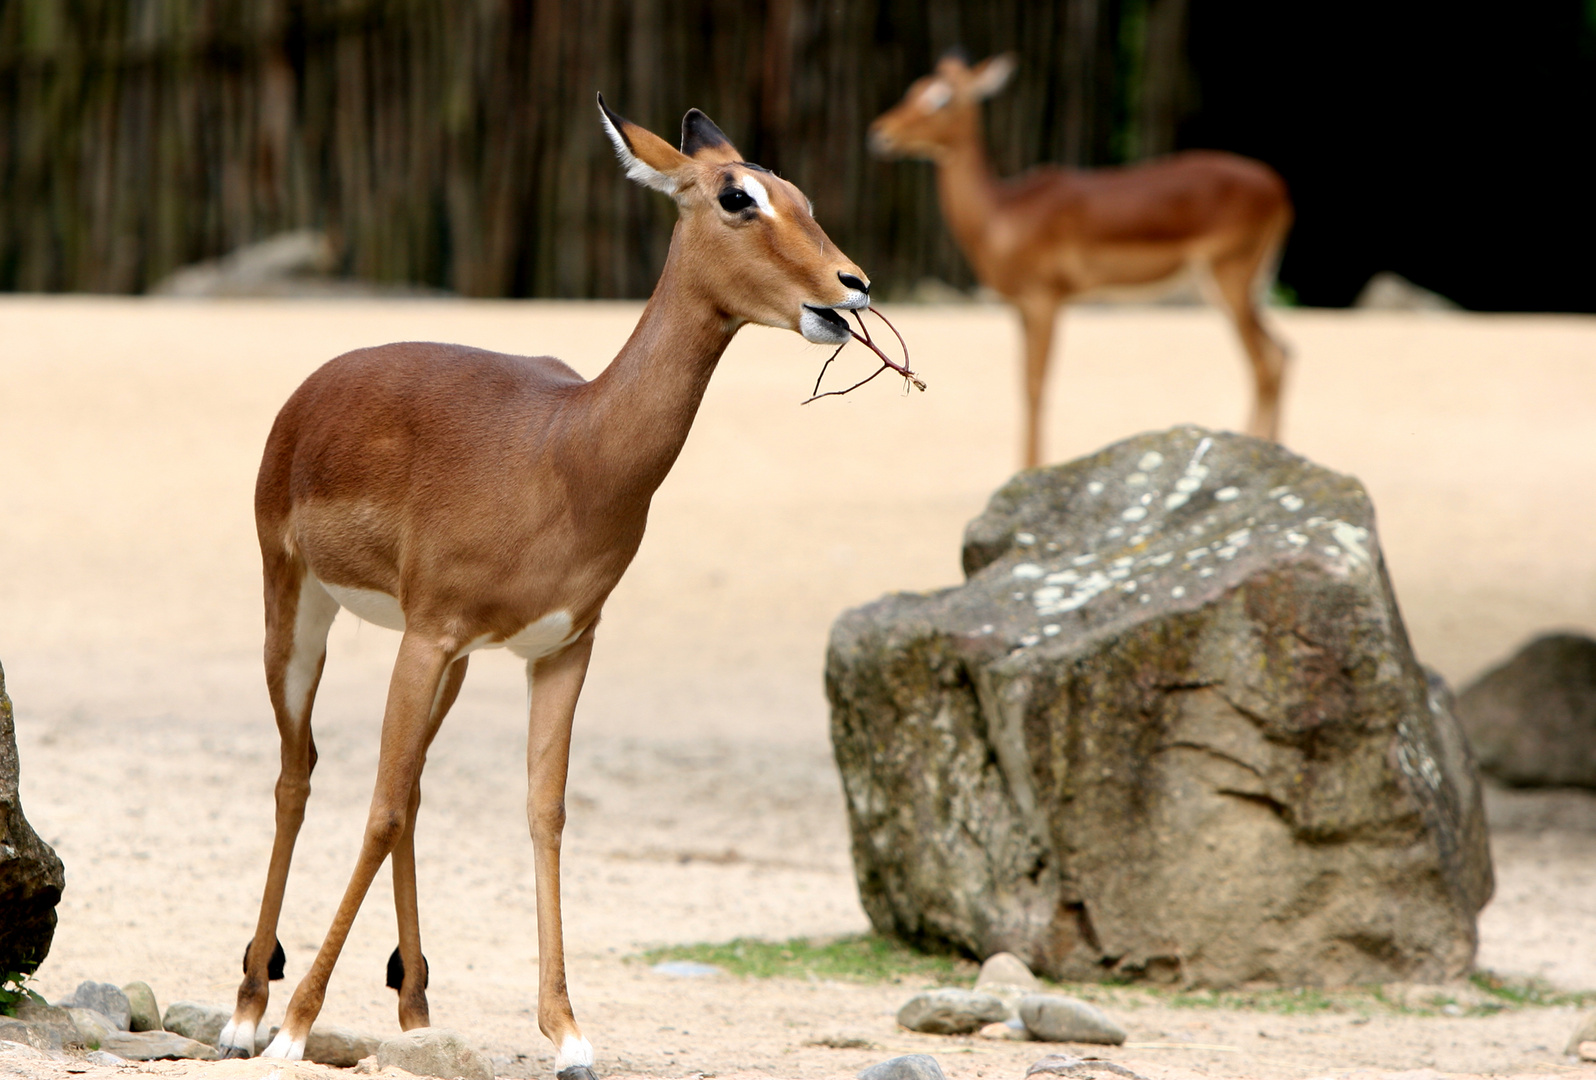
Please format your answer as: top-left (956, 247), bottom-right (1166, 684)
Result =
top-left (0, 660), bottom-right (65, 976)
top-left (827, 427), bottom-right (1493, 988)
top-left (1457, 633), bottom-right (1596, 788)
top-left (122, 981), bottom-right (160, 1033)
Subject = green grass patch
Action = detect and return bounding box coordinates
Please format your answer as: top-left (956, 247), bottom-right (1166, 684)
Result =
top-left (1470, 970), bottom-right (1596, 1010)
top-left (1160, 986), bottom-right (1347, 1015)
top-left (639, 934), bottom-right (977, 984)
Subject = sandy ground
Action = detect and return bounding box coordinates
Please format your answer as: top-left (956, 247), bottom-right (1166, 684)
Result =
top-left (2, 297), bottom-right (1595, 1080)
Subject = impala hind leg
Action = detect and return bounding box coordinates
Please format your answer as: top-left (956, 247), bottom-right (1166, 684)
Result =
top-left (222, 567), bottom-right (339, 1058)
top-left (389, 654), bottom-right (470, 1031)
top-left (525, 627), bottom-right (599, 1080)
top-left (1015, 296), bottom-right (1061, 468)
top-left (1210, 253), bottom-right (1290, 442)
top-left (262, 632), bottom-right (454, 1060)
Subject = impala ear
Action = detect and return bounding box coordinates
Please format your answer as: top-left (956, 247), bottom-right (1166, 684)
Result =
top-left (681, 109), bottom-right (742, 163)
top-left (598, 93), bottom-right (692, 194)
top-left (968, 54), bottom-right (1017, 100)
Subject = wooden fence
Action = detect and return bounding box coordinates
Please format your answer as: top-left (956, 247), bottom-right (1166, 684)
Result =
top-left (0, 0), bottom-right (1190, 297)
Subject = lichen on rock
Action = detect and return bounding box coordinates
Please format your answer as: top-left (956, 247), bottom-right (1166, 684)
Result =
top-left (827, 427), bottom-right (1492, 987)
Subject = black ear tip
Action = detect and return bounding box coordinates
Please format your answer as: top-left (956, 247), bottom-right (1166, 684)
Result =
top-left (681, 108), bottom-right (732, 155)
top-left (941, 45), bottom-right (971, 64)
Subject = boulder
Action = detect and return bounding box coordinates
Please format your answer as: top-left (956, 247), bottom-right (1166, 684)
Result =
top-left (62, 982), bottom-right (131, 1030)
top-left (1457, 633), bottom-right (1596, 788)
top-left (100, 1029), bottom-right (219, 1061)
top-left (377, 1026), bottom-right (493, 1080)
top-left (0, 661), bottom-right (65, 976)
top-left (895, 988), bottom-right (1009, 1034)
top-left (858, 1054), bottom-right (947, 1080)
top-left (122, 981), bottom-right (160, 1032)
top-left (827, 427), bottom-right (1494, 988)
top-left (6, 1001), bottom-right (74, 1049)
top-left (0, 1015), bottom-right (59, 1052)
top-left (1017, 995), bottom-right (1125, 1045)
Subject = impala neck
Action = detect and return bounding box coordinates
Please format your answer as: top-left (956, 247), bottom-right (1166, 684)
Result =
top-left (934, 109), bottom-right (1002, 265)
top-left (579, 229), bottom-right (735, 499)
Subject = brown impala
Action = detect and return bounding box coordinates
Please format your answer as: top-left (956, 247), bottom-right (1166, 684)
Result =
top-left (872, 54), bottom-right (1294, 467)
top-left (219, 97), bottom-right (874, 1076)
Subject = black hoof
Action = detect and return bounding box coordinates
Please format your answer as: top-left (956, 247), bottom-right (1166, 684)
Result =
top-left (557, 1068), bottom-right (599, 1080)
top-left (387, 945), bottom-right (430, 991)
top-left (242, 937), bottom-right (287, 981)
top-left (220, 1044), bottom-right (252, 1060)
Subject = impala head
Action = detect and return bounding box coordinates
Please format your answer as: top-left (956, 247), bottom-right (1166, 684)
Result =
top-left (869, 53), bottom-right (1017, 160)
top-left (598, 94), bottom-right (869, 345)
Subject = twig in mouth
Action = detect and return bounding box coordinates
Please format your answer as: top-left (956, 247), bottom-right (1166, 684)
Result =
top-left (803, 306), bottom-right (926, 404)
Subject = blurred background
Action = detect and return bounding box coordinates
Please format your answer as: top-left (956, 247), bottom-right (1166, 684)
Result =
top-left (1, 0), bottom-right (1592, 309)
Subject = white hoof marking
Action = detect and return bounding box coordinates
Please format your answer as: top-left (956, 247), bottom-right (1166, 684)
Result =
top-left (218, 1018), bottom-right (256, 1057)
top-left (261, 1030), bottom-right (305, 1060)
top-left (555, 1035), bottom-right (594, 1069)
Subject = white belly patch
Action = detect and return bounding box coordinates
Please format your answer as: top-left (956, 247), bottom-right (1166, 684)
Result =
top-left (316, 578), bottom-right (576, 661)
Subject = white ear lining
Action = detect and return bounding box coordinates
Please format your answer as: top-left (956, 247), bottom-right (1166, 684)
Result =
top-left (600, 110), bottom-right (678, 195)
top-left (970, 55), bottom-right (1017, 100)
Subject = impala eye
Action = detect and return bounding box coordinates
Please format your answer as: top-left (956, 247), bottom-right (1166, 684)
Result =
top-left (718, 188), bottom-right (754, 213)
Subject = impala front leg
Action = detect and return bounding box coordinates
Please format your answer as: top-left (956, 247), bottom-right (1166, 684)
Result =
top-left (262, 632), bottom-right (453, 1060)
top-left (525, 626), bottom-right (598, 1080)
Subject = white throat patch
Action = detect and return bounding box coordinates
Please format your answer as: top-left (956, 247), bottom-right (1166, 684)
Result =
top-left (739, 174), bottom-right (776, 218)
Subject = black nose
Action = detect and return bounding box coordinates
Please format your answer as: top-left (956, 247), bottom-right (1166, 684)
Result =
top-left (839, 273), bottom-right (870, 294)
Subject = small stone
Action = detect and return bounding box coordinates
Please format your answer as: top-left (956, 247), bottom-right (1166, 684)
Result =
top-left (160, 1001), bottom-right (229, 1046)
top-left (976, 952), bottom-right (1040, 993)
top-left (120, 982), bottom-right (160, 1033)
top-left (67, 1007), bottom-right (116, 1049)
top-left (1578, 1041), bottom-right (1596, 1062)
top-left (101, 1030), bottom-right (219, 1061)
top-left (896, 988), bottom-right (1009, 1034)
top-left (978, 1020), bottom-right (1028, 1041)
top-left (353, 1056), bottom-right (382, 1075)
top-left (264, 1022), bottom-right (382, 1067)
top-left (1019, 995), bottom-right (1127, 1045)
top-left (1027, 1053), bottom-right (1145, 1079)
top-left (85, 1049), bottom-right (128, 1066)
top-left (63, 982), bottom-right (132, 1031)
top-left (377, 1026), bottom-right (494, 1080)
top-left (1568, 1011), bottom-right (1596, 1055)
top-left (857, 1053), bottom-right (948, 1080)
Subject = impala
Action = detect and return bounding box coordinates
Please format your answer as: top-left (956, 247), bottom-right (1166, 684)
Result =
top-left (872, 54), bottom-right (1293, 467)
top-left (218, 96), bottom-right (875, 1078)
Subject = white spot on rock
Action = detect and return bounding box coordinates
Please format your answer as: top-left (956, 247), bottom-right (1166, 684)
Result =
top-left (1042, 624), bottom-right (1061, 637)
top-left (1127, 472), bottom-right (1149, 487)
top-left (1215, 487), bottom-right (1240, 502)
top-left (1122, 506), bottom-right (1148, 522)
top-left (1086, 481), bottom-right (1105, 495)
top-left (1279, 494), bottom-right (1305, 512)
top-left (1175, 475), bottom-right (1203, 494)
top-left (1171, 585), bottom-right (1187, 598)
top-left (1015, 532), bottom-right (1036, 545)
top-left (1164, 492), bottom-right (1191, 511)
top-left (1045, 569), bottom-right (1080, 584)
top-left (1012, 563), bottom-right (1045, 580)
top-left (1138, 451), bottom-right (1165, 470)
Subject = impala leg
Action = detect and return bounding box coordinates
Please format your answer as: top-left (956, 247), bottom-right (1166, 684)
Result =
top-left (1212, 255), bottom-right (1289, 442)
top-left (525, 627), bottom-right (598, 1079)
top-left (1016, 296), bottom-right (1060, 469)
top-left (223, 567), bottom-right (338, 1058)
top-left (390, 654), bottom-right (470, 1031)
top-left (261, 632), bottom-right (453, 1060)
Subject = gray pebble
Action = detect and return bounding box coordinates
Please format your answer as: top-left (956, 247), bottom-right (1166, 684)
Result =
top-left (976, 952), bottom-right (1040, 993)
top-left (896, 988), bottom-right (1009, 1035)
top-left (84, 1050), bottom-right (128, 1066)
top-left (858, 1053), bottom-right (947, 1080)
top-left (1018, 995), bottom-right (1126, 1045)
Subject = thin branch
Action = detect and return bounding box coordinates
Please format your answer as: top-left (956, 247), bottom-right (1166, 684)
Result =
top-left (802, 306), bottom-right (926, 404)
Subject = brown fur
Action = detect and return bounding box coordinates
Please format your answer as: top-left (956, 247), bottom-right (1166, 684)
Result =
top-left (227, 99), bottom-right (870, 1067)
top-left (871, 54), bottom-right (1294, 467)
